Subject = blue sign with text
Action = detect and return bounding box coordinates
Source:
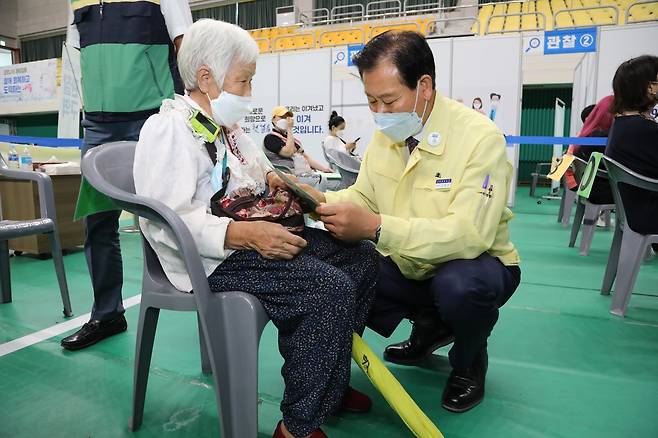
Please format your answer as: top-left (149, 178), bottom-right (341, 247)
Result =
top-left (544, 27), bottom-right (597, 55)
top-left (347, 44), bottom-right (365, 66)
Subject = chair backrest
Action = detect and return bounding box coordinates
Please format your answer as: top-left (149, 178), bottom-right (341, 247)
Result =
top-left (324, 148), bottom-right (361, 174)
top-left (602, 155), bottom-right (658, 232)
top-left (82, 141), bottom-right (214, 305)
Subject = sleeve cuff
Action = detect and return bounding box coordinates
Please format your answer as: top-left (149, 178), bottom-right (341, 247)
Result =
top-left (376, 214), bottom-right (410, 256)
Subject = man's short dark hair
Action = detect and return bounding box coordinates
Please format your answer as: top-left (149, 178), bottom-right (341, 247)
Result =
top-left (352, 31), bottom-right (435, 89)
top-left (490, 93), bottom-right (501, 99)
top-left (611, 55), bottom-right (658, 114)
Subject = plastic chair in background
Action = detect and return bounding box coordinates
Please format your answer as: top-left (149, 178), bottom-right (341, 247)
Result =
top-left (569, 155), bottom-right (615, 256)
top-left (322, 144), bottom-right (361, 189)
top-left (529, 161), bottom-right (552, 197)
top-left (600, 156), bottom-right (658, 317)
top-left (82, 141), bottom-right (270, 437)
top-left (0, 152), bottom-right (73, 317)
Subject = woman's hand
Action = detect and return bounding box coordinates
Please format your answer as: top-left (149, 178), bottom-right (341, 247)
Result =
top-left (226, 221), bottom-right (307, 260)
top-left (267, 170), bottom-right (298, 193)
top-left (345, 142), bottom-right (357, 152)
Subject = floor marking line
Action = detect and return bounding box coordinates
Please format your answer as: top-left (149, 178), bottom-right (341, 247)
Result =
top-left (0, 294), bottom-right (141, 357)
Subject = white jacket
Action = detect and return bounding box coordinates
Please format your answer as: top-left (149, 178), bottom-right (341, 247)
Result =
top-left (134, 95), bottom-right (272, 291)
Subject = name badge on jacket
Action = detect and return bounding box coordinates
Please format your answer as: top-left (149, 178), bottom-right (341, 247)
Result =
top-left (435, 178), bottom-right (452, 190)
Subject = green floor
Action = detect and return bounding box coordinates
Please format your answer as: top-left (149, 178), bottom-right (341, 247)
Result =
top-left (1, 188), bottom-right (658, 438)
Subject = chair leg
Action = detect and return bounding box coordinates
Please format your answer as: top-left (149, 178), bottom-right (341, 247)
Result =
top-left (530, 174), bottom-right (538, 197)
top-left (198, 314), bottom-right (212, 375)
top-left (561, 190), bottom-right (576, 228)
top-left (557, 189), bottom-right (566, 223)
top-left (129, 305), bottom-right (160, 432)
top-left (569, 202), bottom-right (585, 247)
top-left (601, 225), bottom-right (623, 295)
top-left (47, 232), bottom-right (73, 317)
top-left (579, 204), bottom-right (601, 256)
top-left (610, 231), bottom-right (647, 317)
top-left (0, 240), bottom-right (11, 304)
top-left (202, 294), bottom-right (266, 438)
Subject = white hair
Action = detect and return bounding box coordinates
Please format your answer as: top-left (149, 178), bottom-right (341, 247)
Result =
top-left (177, 19), bottom-right (259, 91)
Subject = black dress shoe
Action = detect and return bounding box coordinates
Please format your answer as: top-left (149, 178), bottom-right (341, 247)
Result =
top-left (61, 314), bottom-right (128, 351)
top-left (383, 311), bottom-right (455, 365)
top-left (442, 349), bottom-right (488, 413)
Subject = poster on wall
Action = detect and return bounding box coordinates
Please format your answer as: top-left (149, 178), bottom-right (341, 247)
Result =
top-left (0, 59), bottom-right (58, 105)
top-left (240, 54), bottom-right (279, 149)
top-left (279, 49), bottom-right (332, 163)
top-left (57, 43), bottom-right (82, 139)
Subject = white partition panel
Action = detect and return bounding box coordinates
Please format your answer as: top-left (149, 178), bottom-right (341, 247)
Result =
top-left (451, 34), bottom-right (523, 205)
top-left (242, 54), bottom-right (279, 148)
top-left (570, 52), bottom-right (599, 136)
top-left (279, 49), bottom-right (333, 164)
top-left (596, 23), bottom-right (658, 100)
top-left (427, 38), bottom-right (453, 98)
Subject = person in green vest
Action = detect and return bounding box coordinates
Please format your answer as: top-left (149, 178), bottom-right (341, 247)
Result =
top-left (61, 0), bottom-right (192, 351)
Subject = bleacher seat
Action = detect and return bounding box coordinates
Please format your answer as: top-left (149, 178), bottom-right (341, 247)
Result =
top-left (318, 28), bottom-right (365, 47)
top-left (370, 22), bottom-right (423, 38)
top-left (273, 33), bottom-right (315, 51)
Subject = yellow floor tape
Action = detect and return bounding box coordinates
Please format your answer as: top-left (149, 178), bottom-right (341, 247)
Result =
top-left (352, 333), bottom-right (444, 438)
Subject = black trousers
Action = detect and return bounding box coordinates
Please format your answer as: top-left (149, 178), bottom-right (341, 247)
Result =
top-left (81, 118), bottom-right (147, 321)
top-left (369, 253), bottom-right (521, 370)
top-left (208, 228), bottom-right (378, 437)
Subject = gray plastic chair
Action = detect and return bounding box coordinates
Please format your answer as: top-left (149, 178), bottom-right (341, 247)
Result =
top-left (81, 141), bottom-right (270, 437)
top-left (568, 156), bottom-right (615, 256)
top-left (0, 153), bottom-right (72, 317)
top-left (557, 177), bottom-right (577, 228)
top-left (600, 156), bottom-right (658, 317)
top-left (322, 144), bottom-right (360, 189)
top-left (529, 162), bottom-right (552, 198)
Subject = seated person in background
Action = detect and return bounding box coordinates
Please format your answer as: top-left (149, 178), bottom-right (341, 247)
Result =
top-left (324, 111), bottom-right (359, 156)
top-left (566, 95), bottom-right (615, 205)
top-left (264, 106), bottom-right (333, 175)
top-left (605, 55), bottom-right (658, 238)
top-left (133, 19), bottom-right (377, 438)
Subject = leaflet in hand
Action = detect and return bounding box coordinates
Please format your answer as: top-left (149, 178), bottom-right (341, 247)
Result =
top-left (273, 168), bottom-right (320, 210)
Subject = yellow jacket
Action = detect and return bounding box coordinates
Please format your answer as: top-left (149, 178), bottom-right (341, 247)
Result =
top-left (325, 93), bottom-right (520, 281)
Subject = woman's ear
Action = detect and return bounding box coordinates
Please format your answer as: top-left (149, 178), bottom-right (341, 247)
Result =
top-left (197, 66), bottom-right (212, 94)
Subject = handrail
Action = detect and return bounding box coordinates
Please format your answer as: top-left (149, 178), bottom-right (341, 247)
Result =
top-left (370, 21), bottom-right (421, 38)
top-left (331, 4), bottom-right (365, 24)
top-left (403, 1), bottom-right (478, 15)
top-left (426, 16), bottom-right (481, 35)
top-left (553, 5), bottom-right (619, 28)
top-left (272, 32), bottom-right (317, 52)
top-left (485, 11), bottom-right (547, 34)
top-left (299, 8), bottom-right (330, 26)
top-left (626, 0), bottom-right (658, 24)
top-left (479, 0), bottom-right (524, 7)
top-left (318, 28), bottom-right (367, 46)
top-left (365, 0), bottom-right (403, 20)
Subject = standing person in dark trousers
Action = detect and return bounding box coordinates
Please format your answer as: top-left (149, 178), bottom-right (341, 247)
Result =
top-left (301, 31), bottom-right (521, 413)
top-left (61, 0), bottom-right (192, 351)
top-left (605, 55), bottom-right (658, 239)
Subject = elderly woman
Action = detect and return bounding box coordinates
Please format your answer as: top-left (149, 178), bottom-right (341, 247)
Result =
top-left (133, 20), bottom-right (378, 438)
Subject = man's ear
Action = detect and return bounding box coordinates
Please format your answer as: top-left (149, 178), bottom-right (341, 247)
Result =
top-left (419, 74), bottom-right (434, 100)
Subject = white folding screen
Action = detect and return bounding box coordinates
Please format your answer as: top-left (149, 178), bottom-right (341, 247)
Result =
top-left (427, 38), bottom-right (453, 98)
top-left (241, 54), bottom-right (279, 148)
top-left (451, 34), bottom-right (523, 205)
top-left (595, 23), bottom-right (658, 101)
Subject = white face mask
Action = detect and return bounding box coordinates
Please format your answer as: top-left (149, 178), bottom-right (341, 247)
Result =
top-left (336, 129), bottom-right (345, 137)
top-left (275, 119), bottom-right (289, 131)
top-left (371, 83), bottom-right (428, 143)
top-left (208, 91), bottom-right (252, 127)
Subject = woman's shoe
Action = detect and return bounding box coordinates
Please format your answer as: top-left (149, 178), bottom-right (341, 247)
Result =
top-left (340, 386), bottom-right (372, 413)
top-left (273, 420), bottom-right (328, 438)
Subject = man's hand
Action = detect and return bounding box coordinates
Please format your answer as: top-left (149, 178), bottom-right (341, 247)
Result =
top-left (316, 202), bottom-right (381, 242)
top-left (225, 221), bottom-right (307, 260)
